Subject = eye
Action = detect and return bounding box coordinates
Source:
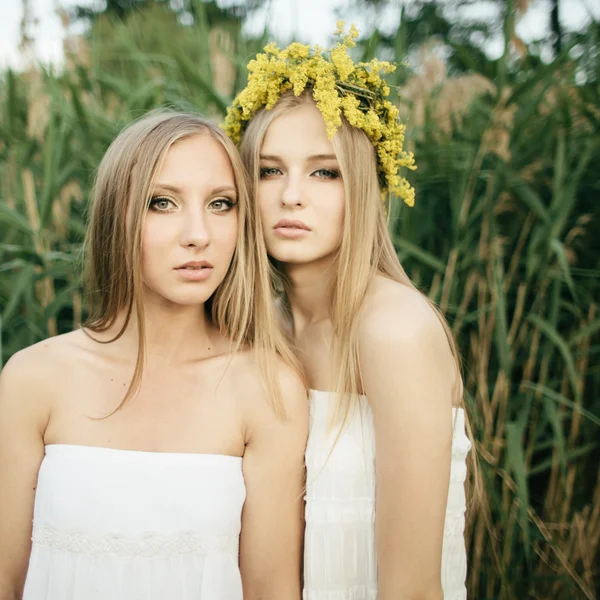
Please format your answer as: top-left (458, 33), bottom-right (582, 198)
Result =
top-left (312, 168), bottom-right (340, 180)
top-left (148, 196), bottom-right (176, 212)
top-left (208, 198), bottom-right (237, 213)
top-left (260, 166), bottom-right (283, 179)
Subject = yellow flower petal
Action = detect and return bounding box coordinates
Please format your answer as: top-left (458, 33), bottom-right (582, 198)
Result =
top-left (221, 24), bottom-right (416, 206)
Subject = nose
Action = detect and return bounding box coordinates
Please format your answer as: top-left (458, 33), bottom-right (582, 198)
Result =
top-left (281, 173), bottom-right (304, 208)
top-left (180, 209), bottom-right (210, 249)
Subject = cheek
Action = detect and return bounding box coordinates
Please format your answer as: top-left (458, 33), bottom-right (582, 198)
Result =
top-left (325, 187), bottom-right (345, 241)
top-left (213, 214), bottom-right (239, 252)
top-left (258, 180), bottom-right (281, 205)
top-left (257, 187), bottom-right (272, 224)
top-left (140, 219), bottom-right (172, 283)
top-left (141, 218), bottom-right (171, 258)
top-left (335, 188), bottom-right (346, 223)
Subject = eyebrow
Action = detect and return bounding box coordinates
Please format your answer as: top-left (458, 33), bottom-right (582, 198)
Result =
top-left (259, 154), bottom-right (338, 162)
top-left (154, 183), bottom-right (237, 197)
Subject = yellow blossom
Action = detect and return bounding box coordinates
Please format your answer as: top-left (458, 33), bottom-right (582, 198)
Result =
top-left (263, 42), bottom-right (280, 56)
top-left (221, 22), bottom-right (417, 207)
top-left (330, 45), bottom-right (354, 81)
top-left (343, 24), bottom-right (359, 47)
top-left (282, 42), bottom-right (310, 60)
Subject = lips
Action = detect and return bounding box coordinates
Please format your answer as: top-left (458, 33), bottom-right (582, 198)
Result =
top-left (175, 260), bottom-right (213, 270)
top-left (274, 219), bottom-right (311, 231)
top-left (273, 219), bottom-right (311, 240)
top-left (174, 261), bottom-right (214, 281)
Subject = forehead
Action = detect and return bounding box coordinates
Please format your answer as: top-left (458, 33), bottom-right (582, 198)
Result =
top-left (158, 133), bottom-right (235, 184)
top-left (261, 103), bottom-right (335, 157)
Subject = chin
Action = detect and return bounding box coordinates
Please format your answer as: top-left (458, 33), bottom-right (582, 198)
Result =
top-left (169, 287), bottom-right (220, 305)
top-left (174, 294), bottom-right (215, 306)
top-left (144, 284), bottom-right (218, 308)
top-left (266, 243), bottom-right (308, 262)
top-left (268, 244), bottom-right (334, 265)
top-left (269, 253), bottom-right (322, 266)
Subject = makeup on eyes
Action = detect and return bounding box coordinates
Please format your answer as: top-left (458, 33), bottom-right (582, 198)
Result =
top-left (208, 198), bottom-right (238, 213)
top-left (259, 160), bottom-right (341, 180)
top-left (147, 194), bottom-right (238, 213)
top-left (148, 196), bottom-right (176, 212)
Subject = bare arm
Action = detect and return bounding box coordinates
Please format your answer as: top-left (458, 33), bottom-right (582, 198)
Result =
top-left (0, 351), bottom-right (49, 600)
top-left (359, 291), bottom-right (456, 600)
top-left (239, 362), bottom-right (308, 600)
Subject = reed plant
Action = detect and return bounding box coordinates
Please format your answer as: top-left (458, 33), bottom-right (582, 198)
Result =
top-left (389, 47), bottom-right (599, 599)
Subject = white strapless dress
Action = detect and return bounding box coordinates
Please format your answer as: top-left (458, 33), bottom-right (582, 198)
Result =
top-left (23, 445), bottom-right (246, 600)
top-left (304, 390), bottom-right (471, 600)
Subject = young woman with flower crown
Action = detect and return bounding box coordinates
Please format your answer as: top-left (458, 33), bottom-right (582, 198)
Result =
top-left (224, 24), bottom-right (472, 600)
top-left (0, 111), bottom-right (307, 600)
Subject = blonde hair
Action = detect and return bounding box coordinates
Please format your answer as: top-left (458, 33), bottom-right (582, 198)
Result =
top-left (241, 91), bottom-right (475, 446)
top-left (84, 109), bottom-right (301, 414)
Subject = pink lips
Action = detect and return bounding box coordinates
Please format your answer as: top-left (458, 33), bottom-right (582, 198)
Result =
top-left (174, 260), bottom-right (214, 281)
top-left (274, 219), bottom-right (311, 239)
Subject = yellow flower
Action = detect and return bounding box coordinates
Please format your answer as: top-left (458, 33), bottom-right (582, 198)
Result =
top-left (330, 45), bottom-right (354, 81)
top-left (340, 94), bottom-right (362, 127)
top-left (282, 42), bottom-right (310, 60)
top-left (221, 23), bottom-right (417, 207)
top-left (343, 24), bottom-right (359, 47)
top-left (289, 61), bottom-right (309, 95)
top-left (263, 42), bottom-right (280, 56)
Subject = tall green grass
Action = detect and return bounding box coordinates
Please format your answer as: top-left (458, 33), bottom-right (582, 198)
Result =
top-left (390, 61), bottom-right (599, 598)
top-left (0, 6), bottom-right (598, 597)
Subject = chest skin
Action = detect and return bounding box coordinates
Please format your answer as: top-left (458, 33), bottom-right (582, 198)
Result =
top-left (43, 350), bottom-right (246, 457)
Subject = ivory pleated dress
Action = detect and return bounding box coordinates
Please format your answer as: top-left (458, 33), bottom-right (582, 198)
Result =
top-left (304, 390), bottom-right (471, 600)
top-left (23, 445), bottom-right (246, 600)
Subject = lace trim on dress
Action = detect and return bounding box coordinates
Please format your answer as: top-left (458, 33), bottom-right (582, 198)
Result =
top-left (303, 584), bottom-right (377, 600)
top-left (31, 524), bottom-right (239, 558)
top-left (305, 498), bottom-right (375, 524)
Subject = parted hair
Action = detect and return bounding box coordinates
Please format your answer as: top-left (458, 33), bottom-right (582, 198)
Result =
top-left (84, 109), bottom-right (302, 414)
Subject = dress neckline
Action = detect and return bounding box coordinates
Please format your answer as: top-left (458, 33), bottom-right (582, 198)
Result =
top-left (309, 388), bottom-right (465, 415)
top-left (44, 444), bottom-right (242, 461)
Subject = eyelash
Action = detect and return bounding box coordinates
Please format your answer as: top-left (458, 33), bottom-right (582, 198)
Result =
top-left (314, 168), bottom-right (340, 180)
top-left (148, 196), bottom-right (175, 212)
top-left (209, 198), bottom-right (237, 213)
top-left (148, 196), bottom-right (238, 213)
top-left (259, 167), bottom-right (340, 180)
top-left (259, 167), bottom-right (281, 179)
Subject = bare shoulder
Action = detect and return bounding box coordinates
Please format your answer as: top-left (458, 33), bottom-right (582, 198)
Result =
top-left (0, 331), bottom-right (86, 431)
top-left (360, 276), bottom-right (450, 351)
top-left (358, 276), bottom-right (457, 412)
top-left (227, 349), bottom-right (307, 421)
top-left (271, 355), bottom-right (308, 417)
top-left (0, 331), bottom-right (89, 403)
top-left (2, 330), bottom-right (87, 380)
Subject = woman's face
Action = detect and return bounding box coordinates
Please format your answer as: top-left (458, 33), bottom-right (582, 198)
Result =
top-left (257, 102), bottom-right (346, 268)
top-left (141, 133), bottom-right (239, 307)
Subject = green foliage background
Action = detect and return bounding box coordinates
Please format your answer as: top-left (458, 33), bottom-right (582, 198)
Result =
top-left (0, 1), bottom-right (598, 597)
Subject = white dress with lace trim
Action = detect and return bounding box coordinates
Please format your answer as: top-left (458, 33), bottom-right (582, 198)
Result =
top-left (303, 390), bottom-right (471, 600)
top-left (23, 445), bottom-right (246, 600)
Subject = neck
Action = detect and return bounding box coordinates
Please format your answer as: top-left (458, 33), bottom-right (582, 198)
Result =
top-left (283, 255), bottom-right (336, 333)
top-left (95, 295), bottom-right (219, 366)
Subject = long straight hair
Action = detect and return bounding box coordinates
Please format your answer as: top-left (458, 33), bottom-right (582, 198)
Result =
top-left (84, 109), bottom-right (301, 414)
top-left (240, 91), bottom-right (475, 442)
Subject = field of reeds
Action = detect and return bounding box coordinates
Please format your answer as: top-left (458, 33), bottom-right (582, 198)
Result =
top-left (0, 3), bottom-right (598, 598)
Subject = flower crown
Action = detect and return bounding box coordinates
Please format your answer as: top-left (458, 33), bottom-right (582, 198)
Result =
top-left (222, 22), bottom-right (417, 207)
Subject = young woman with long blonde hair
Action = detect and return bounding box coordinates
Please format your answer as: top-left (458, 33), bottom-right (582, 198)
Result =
top-left (0, 111), bottom-right (307, 600)
top-left (224, 25), bottom-right (472, 600)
